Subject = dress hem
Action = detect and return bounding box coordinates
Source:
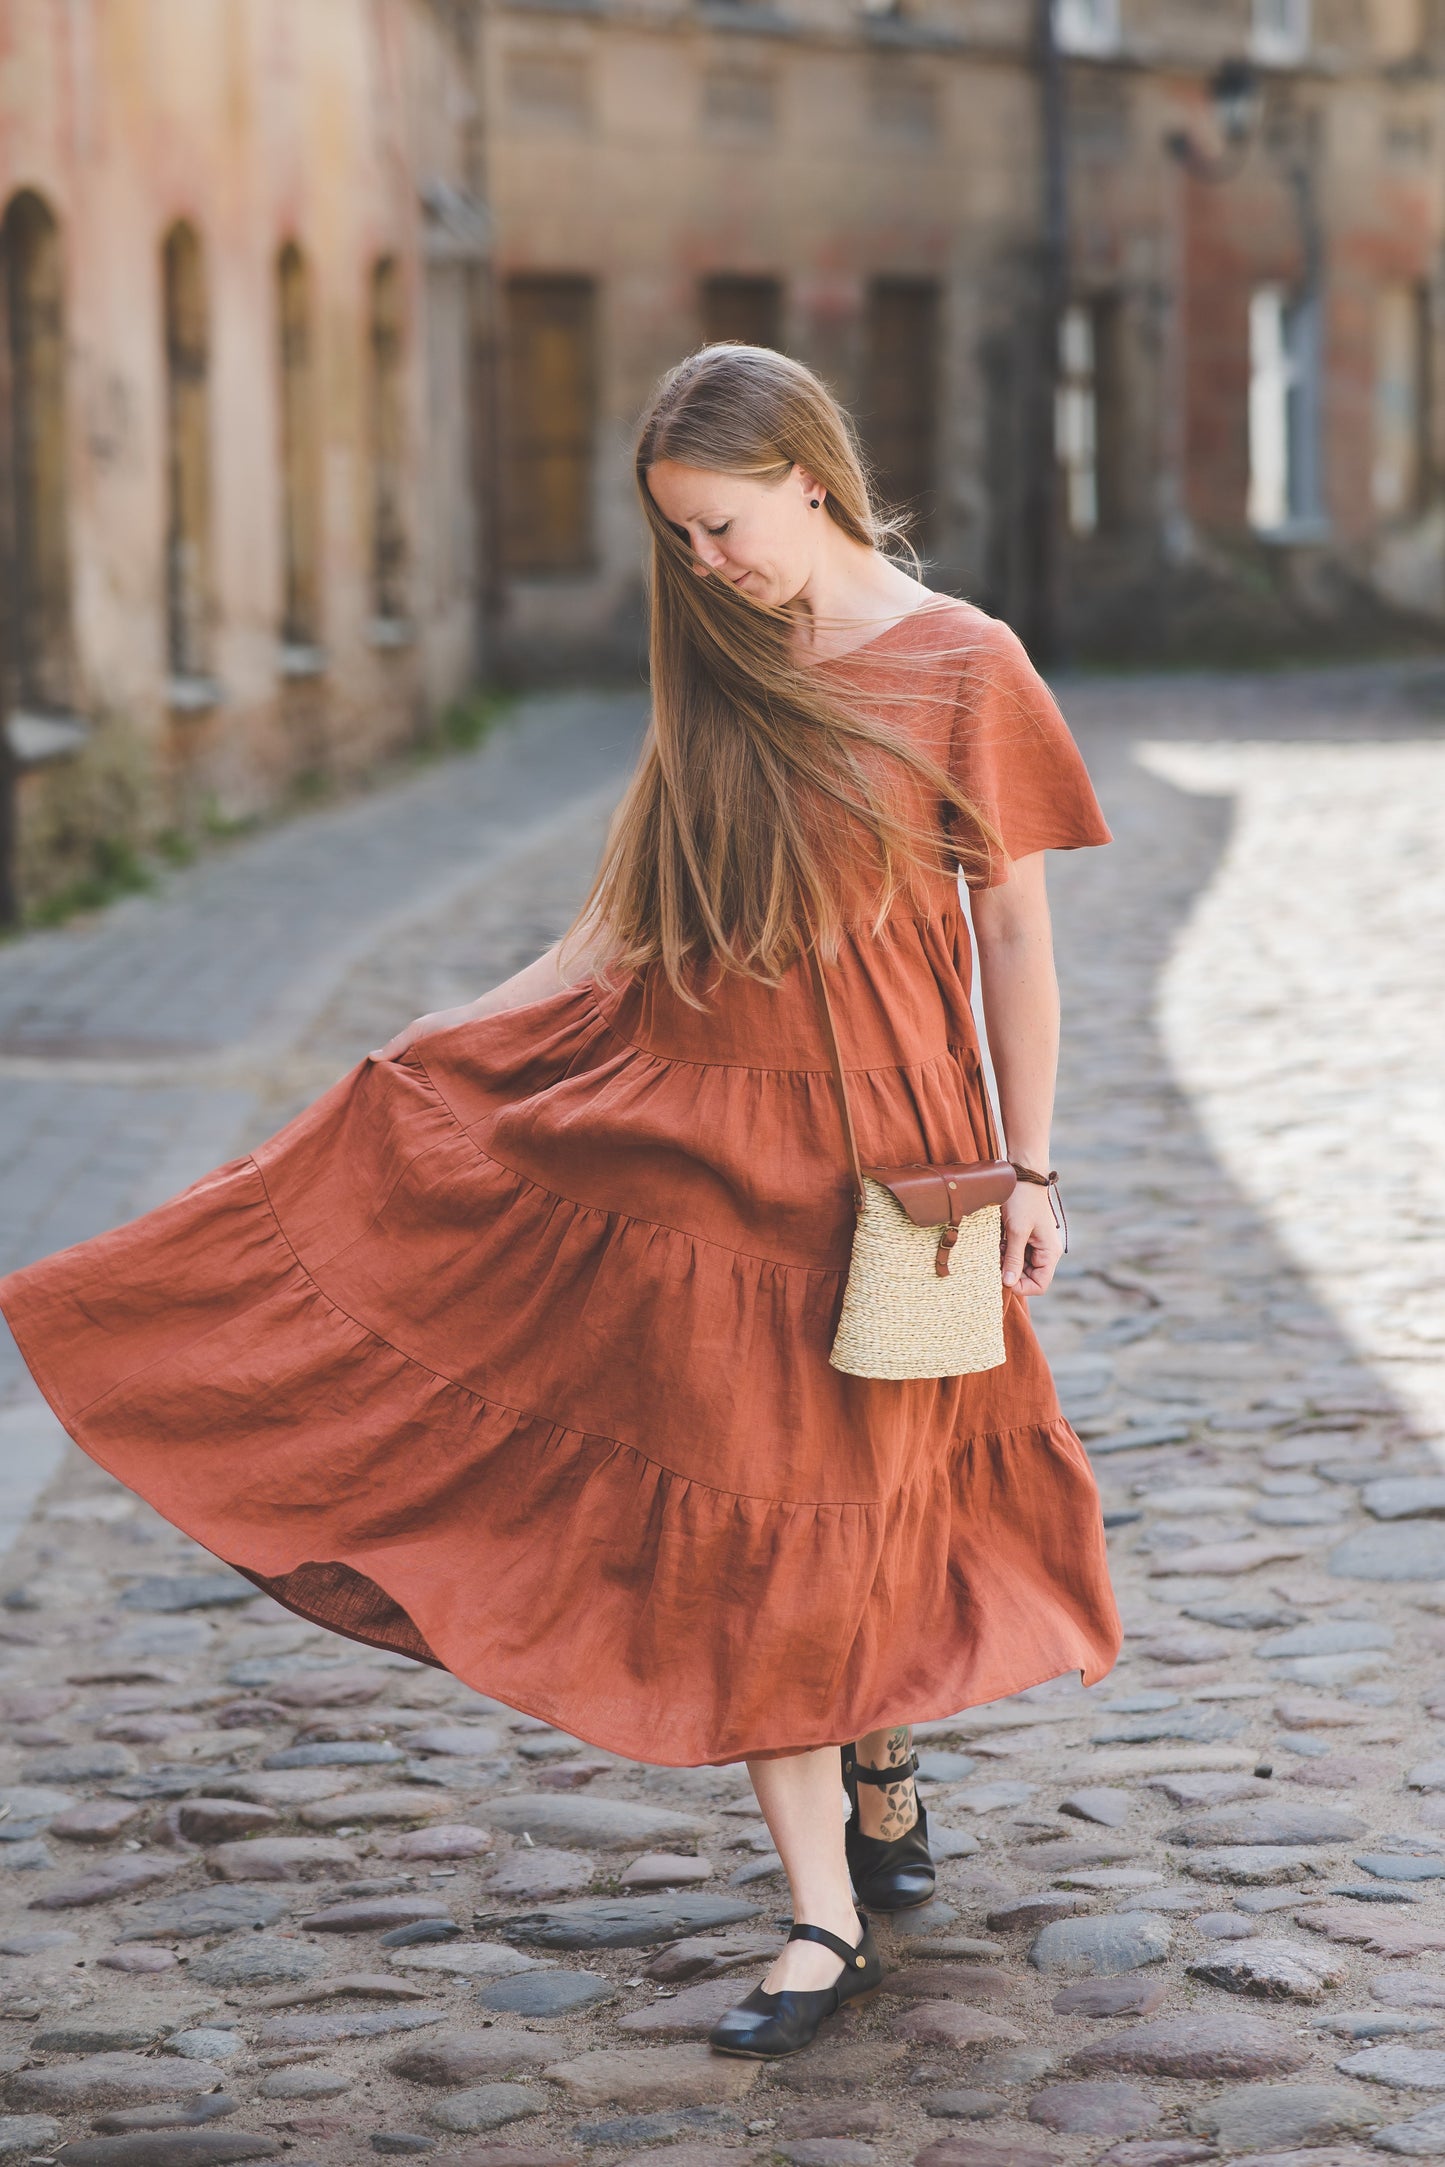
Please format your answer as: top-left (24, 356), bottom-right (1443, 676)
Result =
top-left (0, 1273), bottom-right (1118, 1770)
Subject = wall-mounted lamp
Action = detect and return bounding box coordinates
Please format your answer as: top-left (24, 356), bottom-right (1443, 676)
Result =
top-left (1165, 57), bottom-right (1262, 180)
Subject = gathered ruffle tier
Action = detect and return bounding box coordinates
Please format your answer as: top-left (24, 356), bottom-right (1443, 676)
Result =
top-left (0, 894), bottom-right (1120, 1766)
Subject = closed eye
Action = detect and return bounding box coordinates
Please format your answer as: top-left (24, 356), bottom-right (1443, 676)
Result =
top-left (704, 522), bottom-right (731, 538)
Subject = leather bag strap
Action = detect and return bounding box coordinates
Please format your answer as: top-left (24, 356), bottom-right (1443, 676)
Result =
top-left (805, 937), bottom-right (1006, 1196)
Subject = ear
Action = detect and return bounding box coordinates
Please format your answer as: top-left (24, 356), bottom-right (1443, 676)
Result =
top-left (795, 466), bottom-right (826, 506)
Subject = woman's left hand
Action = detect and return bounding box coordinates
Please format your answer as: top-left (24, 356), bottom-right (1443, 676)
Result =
top-left (1000, 1185), bottom-right (1063, 1297)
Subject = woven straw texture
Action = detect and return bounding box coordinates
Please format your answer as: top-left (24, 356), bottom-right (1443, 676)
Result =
top-left (830, 1180), bottom-right (1005, 1380)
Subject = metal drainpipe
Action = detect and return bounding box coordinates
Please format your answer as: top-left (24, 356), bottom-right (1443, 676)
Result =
top-left (457, 0), bottom-right (505, 686)
top-left (1019, 0), bottom-right (1068, 665)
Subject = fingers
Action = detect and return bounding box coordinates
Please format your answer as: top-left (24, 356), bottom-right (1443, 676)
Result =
top-left (1001, 1196), bottom-right (1062, 1296)
top-left (1000, 1217), bottom-right (1030, 1290)
top-left (1018, 1238), bottom-right (1059, 1296)
top-left (368, 1023), bottom-right (419, 1062)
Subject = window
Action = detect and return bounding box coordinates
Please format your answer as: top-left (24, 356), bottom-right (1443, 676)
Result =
top-left (869, 66), bottom-right (939, 143)
top-left (1375, 0), bottom-right (1422, 60)
top-left (276, 242), bottom-right (321, 651)
top-left (162, 222), bottom-right (212, 681)
top-left (1248, 284), bottom-right (1322, 531)
top-left (504, 54), bottom-right (591, 131)
top-left (0, 190), bottom-right (72, 715)
top-left (701, 277), bottom-right (782, 351)
top-left (862, 279), bottom-right (940, 546)
top-left (1373, 281), bottom-right (1431, 520)
top-left (1251, 0), bottom-right (1310, 66)
top-left (1053, 0), bottom-right (1120, 56)
top-left (1056, 305), bottom-right (1099, 536)
top-left (369, 258), bottom-right (407, 624)
top-left (701, 67), bottom-right (775, 136)
top-left (502, 276), bottom-right (596, 575)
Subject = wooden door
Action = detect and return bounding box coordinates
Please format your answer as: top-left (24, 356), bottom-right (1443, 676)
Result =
top-left (503, 277), bottom-right (596, 574)
top-left (700, 277), bottom-right (782, 352)
top-left (863, 279), bottom-right (940, 545)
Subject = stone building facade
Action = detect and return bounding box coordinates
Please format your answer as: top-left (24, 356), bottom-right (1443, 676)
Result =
top-left (5, 0), bottom-right (1445, 916)
top-left (483, 0), bottom-right (1445, 670)
top-left (0, 0), bottom-right (486, 921)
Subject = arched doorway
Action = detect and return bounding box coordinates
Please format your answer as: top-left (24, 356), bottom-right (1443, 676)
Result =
top-left (0, 188), bottom-right (73, 925)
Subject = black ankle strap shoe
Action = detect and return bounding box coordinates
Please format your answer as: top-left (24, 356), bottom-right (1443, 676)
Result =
top-left (707, 1911), bottom-right (883, 2058)
top-left (841, 1744), bottom-right (936, 1911)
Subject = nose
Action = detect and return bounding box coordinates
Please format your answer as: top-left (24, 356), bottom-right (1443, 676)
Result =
top-left (692, 531), bottom-right (728, 572)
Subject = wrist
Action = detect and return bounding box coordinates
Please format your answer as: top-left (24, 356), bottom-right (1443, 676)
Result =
top-left (1006, 1144), bottom-right (1052, 1173)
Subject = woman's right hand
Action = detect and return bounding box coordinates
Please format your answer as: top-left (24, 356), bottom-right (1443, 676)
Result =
top-left (368, 1004), bottom-right (481, 1063)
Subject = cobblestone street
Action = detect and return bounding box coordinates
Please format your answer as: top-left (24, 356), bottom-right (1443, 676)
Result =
top-left (0, 664), bottom-right (1442, 2167)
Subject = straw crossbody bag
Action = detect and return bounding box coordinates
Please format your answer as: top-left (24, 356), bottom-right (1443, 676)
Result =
top-left (807, 944), bottom-right (1017, 1381)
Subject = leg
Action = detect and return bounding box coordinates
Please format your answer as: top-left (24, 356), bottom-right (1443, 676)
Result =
top-left (852, 1721), bottom-right (918, 1839)
top-left (746, 1744), bottom-right (863, 1991)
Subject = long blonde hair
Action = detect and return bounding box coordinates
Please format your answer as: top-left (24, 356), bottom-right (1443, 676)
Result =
top-left (565, 344), bottom-right (995, 1006)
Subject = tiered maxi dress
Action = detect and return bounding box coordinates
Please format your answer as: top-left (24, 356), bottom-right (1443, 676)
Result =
top-left (0, 598), bottom-right (1122, 1767)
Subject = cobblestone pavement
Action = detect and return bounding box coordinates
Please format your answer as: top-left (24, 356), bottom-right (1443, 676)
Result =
top-left (0, 664), bottom-right (1443, 2167)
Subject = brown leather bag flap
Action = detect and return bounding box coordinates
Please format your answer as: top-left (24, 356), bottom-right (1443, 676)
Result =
top-left (864, 1160), bottom-right (1018, 1228)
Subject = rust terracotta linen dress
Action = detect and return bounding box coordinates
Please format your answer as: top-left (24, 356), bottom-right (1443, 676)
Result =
top-left (0, 598), bottom-right (1121, 1767)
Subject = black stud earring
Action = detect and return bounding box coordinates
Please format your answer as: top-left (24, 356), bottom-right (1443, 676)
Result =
top-left (810, 498), bottom-right (821, 508)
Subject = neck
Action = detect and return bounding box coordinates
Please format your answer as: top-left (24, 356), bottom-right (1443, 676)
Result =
top-left (789, 531), bottom-right (929, 660)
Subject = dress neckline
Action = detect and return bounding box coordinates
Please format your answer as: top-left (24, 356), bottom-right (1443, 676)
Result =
top-left (805, 593), bottom-right (961, 670)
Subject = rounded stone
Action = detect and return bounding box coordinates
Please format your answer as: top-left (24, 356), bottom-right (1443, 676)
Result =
top-left (1337, 2048), bottom-right (1445, 2090)
top-left (1073, 2013), bottom-right (1309, 2079)
top-left (619, 1852), bottom-right (714, 1889)
top-left (987, 1895), bottom-right (1095, 1933)
top-left (1052, 1977), bottom-right (1168, 2019)
top-left (0, 2120), bottom-right (61, 2158)
top-left (1373, 2107), bottom-right (1445, 2156)
top-left (1170, 1803), bottom-right (1365, 1848)
top-left (1190, 2082), bottom-right (1385, 2153)
top-left (9, 2054), bottom-right (220, 2111)
top-left (389, 2028), bottom-right (557, 2085)
top-left (99, 1945), bottom-right (180, 1973)
top-left (188, 1936), bottom-right (330, 1987)
top-left (210, 1836), bottom-right (361, 1882)
top-left (1183, 1847), bottom-right (1319, 1885)
top-left (376, 1824), bottom-right (493, 1861)
top-left (892, 2007), bottom-right (1026, 2051)
top-left (493, 1892), bottom-right (761, 1948)
top-left (484, 1795), bottom-right (705, 1850)
top-left (120, 1887), bottom-right (291, 1939)
top-left (477, 1969), bottom-right (618, 2016)
top-left (405, 1725), bottom-right (504, 1757)
top-left (1186, 1938), bottom-right (1348, 2001)
top-left (1028, 2083), bottom-right (1161, 2137)
top-left (925, 2093), bottom-right (1008, 2122)
top-left (301, 1895), bottom-right (454, 1933)
top-left (426, 2082), bottom-right (546, 2134)
top-left (1368, 1975), bottom-right (1445, 2011)
top-left (480, 1847), bottom-right (595, 1901)
top-left (258, 2068), bottom-right (352, 2099)
top-left (165, 2029), bottom-right (244, 2061)
top-left (1330, 1525), bottom-right (1445, 1580)
top-left (1029, 1913), bottom-right (1172, 1977)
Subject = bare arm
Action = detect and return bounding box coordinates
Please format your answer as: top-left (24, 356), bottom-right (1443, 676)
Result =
top-left (970, 852), bottom-right (1064, 1296)
top-left (369, 913), bottom-right (615, 1062)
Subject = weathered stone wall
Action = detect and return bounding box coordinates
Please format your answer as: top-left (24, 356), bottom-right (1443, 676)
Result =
top-left (0, 0), bottom-right (484, 913)
top-left (482, 0), bottom-right (1445, 669)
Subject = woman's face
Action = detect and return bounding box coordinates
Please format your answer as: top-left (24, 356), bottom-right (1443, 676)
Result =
top-left (645, 458), bottom-right (825, 607)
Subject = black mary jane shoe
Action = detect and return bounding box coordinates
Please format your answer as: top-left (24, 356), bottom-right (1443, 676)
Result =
top-left (707, 1911), bottom-right (883, 2059)
top-left (841, 1744), bottom-right (936, 1912)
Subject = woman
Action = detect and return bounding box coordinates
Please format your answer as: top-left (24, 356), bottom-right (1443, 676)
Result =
top-left (0, 345), bottom-right (1120, 2061)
